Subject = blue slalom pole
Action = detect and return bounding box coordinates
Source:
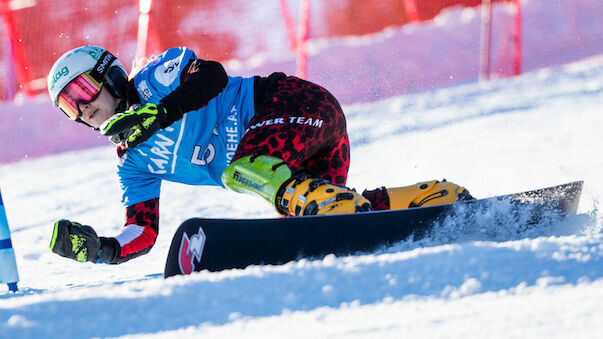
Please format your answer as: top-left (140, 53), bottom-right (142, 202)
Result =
top-left (0, 189), bottom-right (19, 292)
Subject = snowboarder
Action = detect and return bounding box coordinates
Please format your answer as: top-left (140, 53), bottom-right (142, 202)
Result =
top-left (47, 45), bottom-right (472, 264)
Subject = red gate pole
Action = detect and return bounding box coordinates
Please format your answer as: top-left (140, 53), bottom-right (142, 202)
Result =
top-left (296, 0), bottom-right (310, 79)
top-left (278, 0), bottom-right (297, 51)
top-left (402, 0), bottom-right (420, 22)
top-left (479, 0), bottom-right (492, 82)
top-left (0, 0), bottom-right (34, 98)
top-left (136, 0), bottom-right (152, 59)
top-left (513, 0), bottom-right (522, 75)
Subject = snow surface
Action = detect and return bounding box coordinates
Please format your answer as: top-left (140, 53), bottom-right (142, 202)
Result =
top-left (1, 55), bottom-right (602, 338)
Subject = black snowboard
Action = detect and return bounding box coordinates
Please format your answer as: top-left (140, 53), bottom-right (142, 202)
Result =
top-left (165, 181), bottom-right (583, 278)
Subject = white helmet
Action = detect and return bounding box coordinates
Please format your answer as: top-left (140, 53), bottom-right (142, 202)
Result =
top-left (47, 45), bottom-right (128, 120)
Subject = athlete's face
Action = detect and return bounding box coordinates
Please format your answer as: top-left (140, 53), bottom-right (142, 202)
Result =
top-left (78, 86), bottom-right (121, 128)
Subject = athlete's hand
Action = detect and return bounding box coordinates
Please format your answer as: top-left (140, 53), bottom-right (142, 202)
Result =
top-left (100, 103), bottom-right (167, 148)
top-left (50, 220), bottom-right (101, 262)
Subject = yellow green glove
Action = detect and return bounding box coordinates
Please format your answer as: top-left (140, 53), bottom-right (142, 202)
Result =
top-left (100, 103), bottom-right (167, 148)
top-left (50, 220), bottom-right (101, 263)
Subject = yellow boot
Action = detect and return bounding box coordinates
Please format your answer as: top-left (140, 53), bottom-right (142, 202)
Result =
top-left (280, 177), bottom-right (372, 216)
top-left (386, 180), bottom-right (473, 210)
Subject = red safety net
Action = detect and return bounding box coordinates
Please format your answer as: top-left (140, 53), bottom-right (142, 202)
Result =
top-left (0, 0), bottom-right (512, 101)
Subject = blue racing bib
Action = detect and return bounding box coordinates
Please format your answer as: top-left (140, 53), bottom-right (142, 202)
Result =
top-left (117, 47), bottom-right (255, 207)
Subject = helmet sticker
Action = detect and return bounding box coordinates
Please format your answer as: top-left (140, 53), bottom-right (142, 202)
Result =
top-left (49, 66), bottom-right (69, 91)
top-left (85, 46), bottom-right (104, 60)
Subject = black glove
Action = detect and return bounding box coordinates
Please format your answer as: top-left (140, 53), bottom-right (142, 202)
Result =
top-left (100, 103), bottom-right (167, 148)
top-left (49, 220), bottom-right (101, 263)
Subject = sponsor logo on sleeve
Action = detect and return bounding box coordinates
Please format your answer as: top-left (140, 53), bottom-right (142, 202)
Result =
top-left (137, 80), bottom-right (153, 101)
top-left (154, 57), bottom-right (182, 87)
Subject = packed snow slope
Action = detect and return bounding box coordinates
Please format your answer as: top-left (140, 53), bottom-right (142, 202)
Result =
top-left (0, 56), bottom-right (602, 338)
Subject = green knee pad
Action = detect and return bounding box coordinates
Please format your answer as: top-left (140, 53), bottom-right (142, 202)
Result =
top-left (222, 155), bottom-right (292, 207)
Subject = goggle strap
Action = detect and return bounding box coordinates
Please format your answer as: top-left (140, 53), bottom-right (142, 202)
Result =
top-left (88, 51), bottom-right (116, 83)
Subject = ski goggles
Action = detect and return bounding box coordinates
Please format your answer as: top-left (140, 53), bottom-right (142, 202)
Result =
top-left (57, 71), bottom-right (104, 120)
top-left (56, 51), bottom-right (118, 120)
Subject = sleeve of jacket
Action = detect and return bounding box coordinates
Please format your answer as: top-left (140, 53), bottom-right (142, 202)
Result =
top-left (100, 198), bottom-right (160, 264)
top-left (158, 59), bottom-right (229, 128)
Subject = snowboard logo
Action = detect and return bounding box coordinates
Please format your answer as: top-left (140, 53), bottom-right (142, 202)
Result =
top-left (178, 227), bottom-right (206, 275)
